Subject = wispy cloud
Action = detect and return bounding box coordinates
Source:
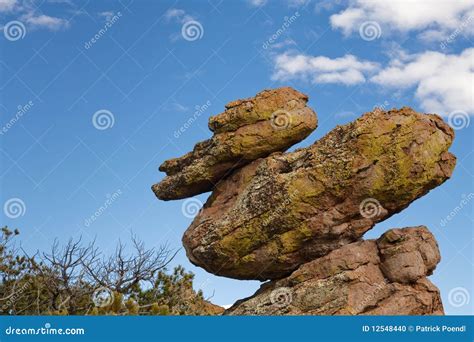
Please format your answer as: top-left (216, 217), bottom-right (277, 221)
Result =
top-left (1, 0), bottom-right (71, 31)
top-left (164, 8), bottom-right (195, 24)
top-left (271, 52), bottom-right (379, 85)
top-left (21, 12), bottom-right (69, 31)
top-left (247, 0), bottom-right (267, 7)
top-left (98, 11), bottom-right (117, 22)
top-left (0, 0), bottom-right (17, 12)
top-left (248, 0), bottom-right (308, 7)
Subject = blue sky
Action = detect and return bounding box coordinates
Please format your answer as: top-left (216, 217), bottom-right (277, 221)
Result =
top-left (0, 0), bottom-right (473, 314)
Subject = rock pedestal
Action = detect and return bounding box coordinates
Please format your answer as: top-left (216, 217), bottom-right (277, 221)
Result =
top-left (224, 227), bottom-right (443, 315)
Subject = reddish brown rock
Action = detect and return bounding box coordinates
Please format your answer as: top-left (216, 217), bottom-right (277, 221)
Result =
top-left (152, 87), bottom-right (318, 200)
top-left (183, 107), bottom-right (455, 280)
top-left (225, 226), bottom-right (444, 315)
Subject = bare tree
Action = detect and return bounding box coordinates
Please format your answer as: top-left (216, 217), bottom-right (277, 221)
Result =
top-left (1, 228), bottom-right (219, 316)
top-left (35, 237), bottom-right (96, 313)
top-left (83, 234), bottom-right (178, 294)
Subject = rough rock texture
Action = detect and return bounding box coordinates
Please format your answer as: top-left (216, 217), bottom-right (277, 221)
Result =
top-left (225, 226), bottom-right (444, 315)
top-left (183, 107), bottom-right (456, 280)
top-left (152, 87), bottom-right (318, 200)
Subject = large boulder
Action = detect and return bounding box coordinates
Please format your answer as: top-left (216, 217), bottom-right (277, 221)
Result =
top-left (152, 87), bottom-right (318, 200)
top-left (225, 226), bottom-right (444, 315)
top-left (183, 107), bottom-right (455, 280)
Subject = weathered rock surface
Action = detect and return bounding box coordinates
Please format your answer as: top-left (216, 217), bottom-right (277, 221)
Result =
top-left (152, 87), bottom-right (318, 200)
top-left (183, 107), bottom-right (456, 280)
top-left (225, 226), bottom-right (444, 315)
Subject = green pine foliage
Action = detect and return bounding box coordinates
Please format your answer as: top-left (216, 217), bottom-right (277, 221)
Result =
top-left (0, 227), bottom-right (223, 316)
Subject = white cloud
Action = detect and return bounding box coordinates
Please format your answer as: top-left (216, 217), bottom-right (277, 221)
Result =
top-left (164, 8), bottom-right (199, 42)
top-left (21, 12), bottom-right (69, 30)
top-left (167, 101), bottom-right (189, 113)
top-left (271, 52), bottom-right (379, 85)
top-left (0, 0), bottom-right (17, 12)
top-left (330, 0), bottom-right (474, 39)
top-left (287, 0), bottom-right (309, 7)
top-left (164, 8), bottom-right (194, 24)
top-left (0, 0), bottom-right (71, 31)
top-left (267, 38), bottom-right (296, 50)
top-left (248, 0), bottom-right (307, 7)
top-left (165, 8), bottom-right (185, 21)
top-left (271, 48), bottom-right (474, 115)
top-left (248, 0), bottom-right (267, 6)
top-left (98, 11), bottom-right (116, 22)
top-left (371, 48), bottom-right (474, 115)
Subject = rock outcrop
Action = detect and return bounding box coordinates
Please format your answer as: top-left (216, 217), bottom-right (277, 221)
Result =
top-left (152, 87), bottom-right (317, 200)
top-left (225, 226), bottom-right (443, 315)
top-left (152, 87), bottom-right (456, 315)
top-left (183, 107), bottom-right (455, 280)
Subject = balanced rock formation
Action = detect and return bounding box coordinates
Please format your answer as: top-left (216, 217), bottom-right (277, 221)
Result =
top-left (152, 87), bottom-right (317, 200)
top-left (183, 107), bottom-right (455, 280)
top-left (225, 226), bottom-right (443, 315)
top-left (152, 87), bottom-right (456, 315)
